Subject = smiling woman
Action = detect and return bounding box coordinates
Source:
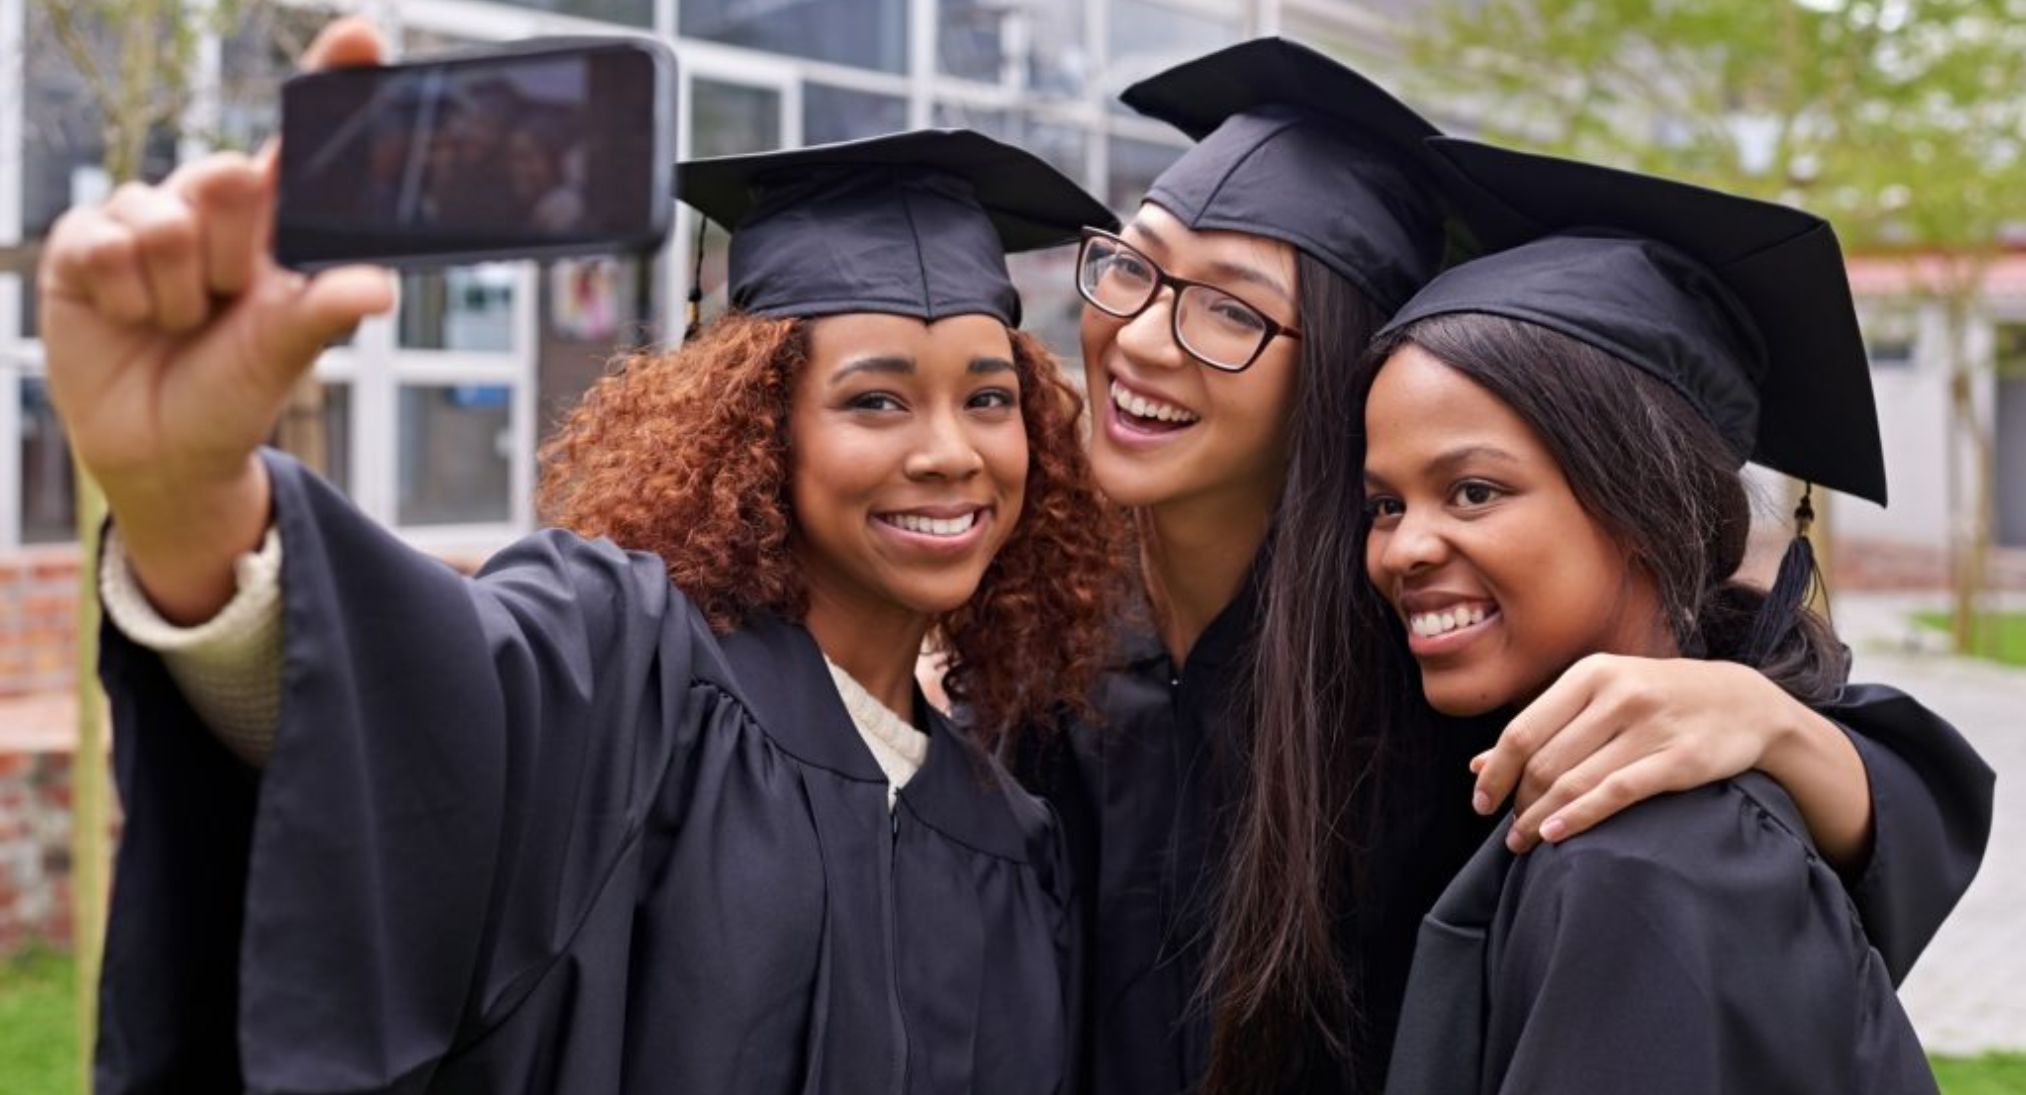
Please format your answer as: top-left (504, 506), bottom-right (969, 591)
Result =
top-left (63, 79), bottom-right (1123, 1087)
top-left (1350, 140), bottom-right (1988, 1095)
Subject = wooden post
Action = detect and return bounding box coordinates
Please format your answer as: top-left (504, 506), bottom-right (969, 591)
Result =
top-left (68, 461), bottom-right (107, 1094)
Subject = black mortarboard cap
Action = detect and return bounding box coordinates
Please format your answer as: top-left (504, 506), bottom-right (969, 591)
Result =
top-left (677, 128), bottom-right (1117, 328)
top-left (1380, 138), bottom-right (1887, 505)
top-left (1119, 37), bottom-right (1449, 312)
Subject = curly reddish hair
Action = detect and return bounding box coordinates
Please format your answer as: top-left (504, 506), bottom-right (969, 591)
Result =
top-left (537, 312), bottom-right (1121, 743)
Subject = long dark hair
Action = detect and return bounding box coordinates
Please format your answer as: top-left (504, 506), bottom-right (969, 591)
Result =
top-left (1199, 251), bottom-right (1391, 1094)
top-left (1205, 311), bottom-right (1847, 1093)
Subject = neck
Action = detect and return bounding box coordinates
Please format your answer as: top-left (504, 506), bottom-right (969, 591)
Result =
top-left (801, 578), bottom-right (931, 723)
top-left (1138, 486), bottom-right (1276, 665)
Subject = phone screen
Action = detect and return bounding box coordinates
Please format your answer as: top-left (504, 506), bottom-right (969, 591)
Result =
top-left (277, 40), bottom-right (672, 269)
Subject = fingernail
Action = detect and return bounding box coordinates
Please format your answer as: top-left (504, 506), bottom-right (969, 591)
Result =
top-left (1541, 818), bottom-right (1567, 842)
top-left (1472, 791), bottom-right (1492, 815)
top-left (1468, 754), bottom-right (1487, 774)
top-left (1505, 829), bottom-right (1526, 852)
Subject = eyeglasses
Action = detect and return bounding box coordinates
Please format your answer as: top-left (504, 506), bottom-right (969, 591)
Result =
top-left (1074, 228), bottom-right (1302, 373)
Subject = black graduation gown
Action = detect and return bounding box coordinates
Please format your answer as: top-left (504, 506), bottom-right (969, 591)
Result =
top-left (95, 450), bottom-right (1080, 1095)
top-left (1385, 772), bottom-right (1950, 1095)
top-left (1012, 568), bottom-right (1995, 1095)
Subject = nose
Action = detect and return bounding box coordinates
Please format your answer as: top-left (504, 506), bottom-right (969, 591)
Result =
top-left (1374, 505), bottom-right (1451, 580)
top-left (903, 405), bottom-right (986, 481)
top-left (1109, 287), bottom-right (1191, 373)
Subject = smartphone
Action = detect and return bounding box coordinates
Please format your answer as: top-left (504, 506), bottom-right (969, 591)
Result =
top-left (275, 37), bottom-right (675, 270)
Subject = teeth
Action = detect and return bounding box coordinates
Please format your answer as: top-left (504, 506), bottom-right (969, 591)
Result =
top-left (1111, 380), bottom-right (1199, 425)
top-left (883, 511), bottom-right (979, 537)
top-left (1410, 604), bottom-right (1492, 637)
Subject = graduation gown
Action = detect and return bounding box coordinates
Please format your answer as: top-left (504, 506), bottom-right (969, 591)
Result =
top-left (1385, 772), bottom-right (1948, 1095)
top-left (95, 450), bottom-right (1079, 1095)
top-left (1011, 565), bottom-right (1995, 1095)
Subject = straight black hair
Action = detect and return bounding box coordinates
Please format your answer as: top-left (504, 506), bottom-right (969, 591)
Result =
top-left (1205, 310), bottom-right (1847, 1094)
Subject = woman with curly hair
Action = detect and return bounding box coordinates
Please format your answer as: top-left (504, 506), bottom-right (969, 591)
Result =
top-left (48, 22), bottom-right (1119, 1093)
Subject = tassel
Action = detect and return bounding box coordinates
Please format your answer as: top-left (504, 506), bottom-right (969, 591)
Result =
top-left (1743, 485), bottom-right (1818, 665)
top-left (682, 220), bottom-right (708, 343)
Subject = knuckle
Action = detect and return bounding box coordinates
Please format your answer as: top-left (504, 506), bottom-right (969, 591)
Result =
top-left (1553, 769), bottom-right (1597, 800)
top-left (135, 209), bottom-right (199, 263)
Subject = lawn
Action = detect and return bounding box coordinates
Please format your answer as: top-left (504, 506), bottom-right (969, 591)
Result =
top-left (0, 948), bottom-right (78, 1095)
top-left (1915, 611), bottom-right (2026, 667)
top-left (0, 949), bottom-right (2020, 1090)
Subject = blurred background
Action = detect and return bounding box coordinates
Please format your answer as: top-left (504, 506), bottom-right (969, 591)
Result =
top-left (0, 0), bottom-right (2018, 1091)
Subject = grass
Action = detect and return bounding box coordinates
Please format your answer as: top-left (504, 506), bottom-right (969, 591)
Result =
top-left (0, 949), bottom-right (2020, 1091)
top-left (1931, 1053), bottom-right (2026, 1094)
top-left (0, 947), bottom-right (79, 1095)
top-left (1914, 611), bottom-right (2026, 667)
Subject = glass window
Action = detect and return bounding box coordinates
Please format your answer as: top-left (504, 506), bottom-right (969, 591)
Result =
top-left (272, 381), bottom-right (354, 496)
top-left (805, 83), bottom-right (908, 145)
top-left (19, 378), bottom-right (76, 544)
top-left (19, 7), bottom-right (177, 341)
top-left (215, 6), bottom-right (340, 152)
top-left (692, 79), bottom-right (783, 158)
top-left (1106, 135), bottom-right (1185, 214)
top-left (399, 265), bottom-right (519, 352)
top-left (538, 255), bottom-right (649, 437)
top-left (686, 80), bottom-right (783, 318)
top-left (680, 0), bottom-right (908, 74)
top-left (931, 104), bottom-right (1087, 181)
top-left (1008, 247), bottom-right (1085, 373)
top-left (1105, 0), bottom-right (1241, 108)
top-left (484, 0), bottom-right (654, 28)
top-left (938, 0), bottom-right (1088, 98)
top-left (397, 384), bottom-right (514, 525)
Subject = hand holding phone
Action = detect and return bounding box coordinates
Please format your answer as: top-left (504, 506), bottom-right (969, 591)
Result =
top-left (276, 37), bottom-right (675, 270)
top-left (35, 17), bottom-right (398, 624)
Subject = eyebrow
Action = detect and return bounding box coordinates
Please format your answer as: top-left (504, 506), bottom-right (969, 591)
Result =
top-left (831, 354), bottom-right (1017, 383)
top-left (831, 355), bottom-right (913, 383)
top-left (1364, 444), bottom-right (1522, 488)
top-left (1123, 219), bottom-right (1294, 305)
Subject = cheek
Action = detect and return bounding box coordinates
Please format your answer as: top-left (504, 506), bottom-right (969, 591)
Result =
top-left (1079, 305), bottom-right (1119, 367)
top-left (1205, 357), bottom-right (1297, 452)
top-left (789, 419), bottom-right (887, 529)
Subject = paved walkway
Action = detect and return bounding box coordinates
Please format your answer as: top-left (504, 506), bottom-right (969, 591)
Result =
top-left (1838, 593), bottom-right (2026, 1056)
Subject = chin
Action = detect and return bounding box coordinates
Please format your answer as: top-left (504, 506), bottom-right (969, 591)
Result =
top-left (1089, 452), bottom-right (1181, 509)
top-left (1418, 670), bottom-right (1514, 718)
top-left (889, 576), bottom-right (990, 619)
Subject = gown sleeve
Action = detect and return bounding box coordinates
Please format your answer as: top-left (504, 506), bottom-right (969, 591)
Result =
top-left (95, 449), bottom-right (713, 1094)
top-left (1484, 777), bottom-right (1939, 1095)
top-left (1816, 683), bottom-right (1995, 981)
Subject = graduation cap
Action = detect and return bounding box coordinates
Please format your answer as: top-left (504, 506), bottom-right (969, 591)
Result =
top-left (1118, 37), bottom-right (1450, 312)
top-left (1380, 136), bottom-right (1886, 506)
top-left (676, 128), bottom-right (1117, 330)
top-left (1379, 137), bottom-right (1885, 662)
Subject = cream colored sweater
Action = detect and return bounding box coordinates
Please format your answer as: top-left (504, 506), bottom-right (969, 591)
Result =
top-left (99, 528), bottom-right (928, 801)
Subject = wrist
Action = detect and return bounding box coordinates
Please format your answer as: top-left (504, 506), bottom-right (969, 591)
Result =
top-left (106, 454), bottom-right (272, 626)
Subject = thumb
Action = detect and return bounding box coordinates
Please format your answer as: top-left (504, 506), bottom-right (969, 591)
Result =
top-left (271, 264), bottom-right (396, 364)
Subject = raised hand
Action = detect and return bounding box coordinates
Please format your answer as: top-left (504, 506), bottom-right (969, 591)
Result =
top-left (36, 17), bottom-right (393, 623)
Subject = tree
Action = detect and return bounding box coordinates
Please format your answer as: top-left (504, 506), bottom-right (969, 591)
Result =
top-left (1401, 0), bottom-right (2026, 653)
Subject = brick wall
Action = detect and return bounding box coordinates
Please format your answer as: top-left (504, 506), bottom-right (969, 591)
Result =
top-left (0, 548), bottom-right (83, 698)
top-left (0, 724), bottom-right (100, 956)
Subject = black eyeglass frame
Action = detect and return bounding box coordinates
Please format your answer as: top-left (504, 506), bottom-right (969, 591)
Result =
top-left (1074, 227), bottom-right (1304, 373)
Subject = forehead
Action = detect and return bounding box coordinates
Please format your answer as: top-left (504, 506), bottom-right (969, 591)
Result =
top-left (1363, 345), bottom-right (1549, 467)
top-left (1124, 201), bottom-right (1297, 283)
top-left (805, 312), bottom-right (1014, 366)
